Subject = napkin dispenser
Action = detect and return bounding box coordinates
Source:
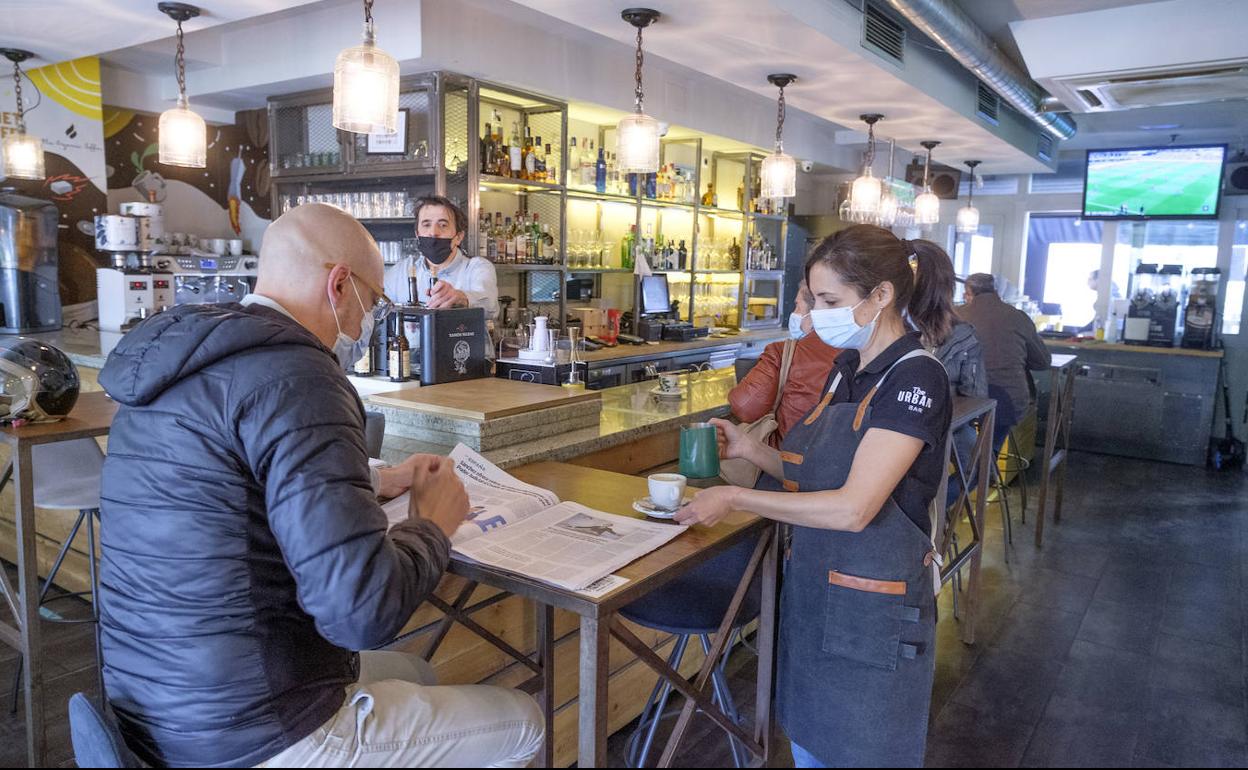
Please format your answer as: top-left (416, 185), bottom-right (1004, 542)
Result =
top-left (391, 306), bottom-right (490, 385)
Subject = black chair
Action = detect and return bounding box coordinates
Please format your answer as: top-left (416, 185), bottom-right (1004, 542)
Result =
top-left (619, 538), bottom-right (762, 768)
top-left (68, 693), bottom-right (141, 768)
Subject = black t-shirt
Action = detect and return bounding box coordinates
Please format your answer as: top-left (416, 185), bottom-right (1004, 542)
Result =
top-left (824, 332), bottom-right (953, 535)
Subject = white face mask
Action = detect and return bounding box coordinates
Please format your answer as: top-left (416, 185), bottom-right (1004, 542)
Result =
top-left (788, 312), bottom-right (809, 340)
top-left (809, 290), bottom-right (881, 350)
top-left (330, 276), bottom-right (374, 369)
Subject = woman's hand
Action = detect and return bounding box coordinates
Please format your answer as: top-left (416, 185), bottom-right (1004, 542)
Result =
top-left (709, 418), bottom-right (757, 462)
top-left (674, 485), bottom-right (741, 527)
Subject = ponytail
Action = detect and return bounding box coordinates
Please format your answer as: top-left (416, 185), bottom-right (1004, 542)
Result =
top-left (907, 239), bottom-right (957, 349)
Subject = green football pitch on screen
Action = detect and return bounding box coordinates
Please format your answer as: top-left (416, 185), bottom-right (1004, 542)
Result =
top-left (1084, 148), bottom-right (1223, 217)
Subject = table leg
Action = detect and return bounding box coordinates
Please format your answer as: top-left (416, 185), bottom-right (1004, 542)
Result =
top-left (14, 443), bottom-right (45, 767)
top-left (1035, 369), bottom-right (1062, 548)
top-left (535, 603), bottom-right (556, 769)
top-left (1053, 367), bottom-right (1077, 524)
top-left (578, 614), bottom-right (610, 768)
top-left (753, 524), bottom-right (779, 760)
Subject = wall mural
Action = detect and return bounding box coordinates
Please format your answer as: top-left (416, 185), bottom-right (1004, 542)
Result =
top-left (1, 56), bottom-right (109, 305)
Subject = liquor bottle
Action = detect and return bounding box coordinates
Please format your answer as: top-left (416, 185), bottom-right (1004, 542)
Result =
top-left (509, 123), bottom-right (523, 180)
top-left (608, 153), bottom-right (620, 194)
top-left (595, 145), bottom-right (607, 194)
top-left (646, 171), bottom-right (657, 199)
top-left (541, 223), bottom-right (554, 264)
top-left (702, 183), bottom-right (715, 207)
top-left (523, 126), bottom-right (536, 180)
top-left (515, 213), bottom-right (529, 262)
top-left (544, 143), bottom-right (556, 183)
top-left (503, 216), bottom-right (516, 263)
top-left (530, 213), bottom-right (542, 262)
top-left (737, 183), bottom-right (745, 211)
top-left (568, 137), bottom-right (578, 186)
top-left (628, 172), bottom-right (639, 198)
top-left (643, 224), bottom-right (655, 267)
top-left (621, 226), bottom-right (636, 270)
top-left (479, 212), bottom-right (490, 257)
top-left (728, 237), bottom-right (741, 270)
top-left (482, 122), bottom-right (493, 175)
top-left (388, 315), bottom-right (410, 382)
top-left (678, 239), bottom-right (688, 271)
top-left (534, 137), bottom-right (546, 182)
top-left (352, 336), bottom-right (374, 376)
top-left (485, 213), bottom-right (499, 261)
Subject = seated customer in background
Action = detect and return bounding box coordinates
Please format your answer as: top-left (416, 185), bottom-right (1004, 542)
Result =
top-left (97, 203), bottom-right (543, 768)
top-left (959, 272), bottom-right (1052, 423)
top-left (729, 280), bottom-right (841, 447)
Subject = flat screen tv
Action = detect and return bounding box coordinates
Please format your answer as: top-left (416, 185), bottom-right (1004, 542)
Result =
top-left (1082, 144), bottom-right (1226, 219)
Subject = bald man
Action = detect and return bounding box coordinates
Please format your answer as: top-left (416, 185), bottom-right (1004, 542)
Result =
top-left (98, 204), bottom-right (543, 768)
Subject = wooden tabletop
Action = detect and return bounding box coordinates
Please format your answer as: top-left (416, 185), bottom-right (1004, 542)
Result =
top-left (450, 462), bottom-right (767, 618)
top-left (0, 391), bottom-right (117, 446)
top-left (369, 378), bottom-right (600, 420)
top-left (1051, 353), bottom-right (1079, 369)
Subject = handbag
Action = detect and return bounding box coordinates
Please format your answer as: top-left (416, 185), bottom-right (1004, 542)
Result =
top-left (719, 338), bottom-right (796, 488)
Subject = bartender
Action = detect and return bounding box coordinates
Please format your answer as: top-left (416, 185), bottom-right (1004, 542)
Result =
top-left (384, 195), bottom-right (499, 322)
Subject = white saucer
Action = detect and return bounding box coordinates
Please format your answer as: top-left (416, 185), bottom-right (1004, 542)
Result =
top-left (650, 386), bottom-right (685, 400)
top-left (633, 496), bottom-right (693, 520)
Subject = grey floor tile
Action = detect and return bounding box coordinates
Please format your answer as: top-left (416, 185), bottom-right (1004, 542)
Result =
top-left (1017, 567), bottom-right (1100, 615)
top-left (1160, 599), bottom-right (1244, 651)
top-left (1075, 600), bottom-right (1161, 655)
top-left (1052, 639), bottom-right (1151, 716)
top-left (924, 701), bottom-right (1036, 768)
top-left (1021, 695), bottom-right (1140, 768)
top-left (1093, 563), bottom-right (1171, 610)
top-left (990, 600), bottom-right (1084, 660)
top-left (1150, 633), bottom-right (1247, 708)
top-left (950, 648), bottom-right (1065, 725)
top-left (1135, 688), bottom-right (1248, 768)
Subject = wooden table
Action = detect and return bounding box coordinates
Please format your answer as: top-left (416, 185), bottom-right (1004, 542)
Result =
top-left (420, 462), bottom-right (778, 768)
top-left (0, 392), bottom-right (118, 767)
top-left (932, 396), bottom-right (997, 646)
top-left (1034, 354), bottom-right (1078, 547)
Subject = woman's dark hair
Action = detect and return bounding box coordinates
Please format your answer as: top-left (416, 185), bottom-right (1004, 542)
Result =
top-left (805, 224), bottom-right (958, 348)
top-left (413, 195), bottom-right (468, 235)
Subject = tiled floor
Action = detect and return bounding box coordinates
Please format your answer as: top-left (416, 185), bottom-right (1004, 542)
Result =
top-left (1, 451), bottom-right (1245, 767)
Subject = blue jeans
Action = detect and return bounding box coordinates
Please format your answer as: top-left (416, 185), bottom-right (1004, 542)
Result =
top-left (791, 741), bottom-right (827, 768)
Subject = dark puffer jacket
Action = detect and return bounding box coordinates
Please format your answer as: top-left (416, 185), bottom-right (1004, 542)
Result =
top-left (97, 303), bottom-right (450, 768)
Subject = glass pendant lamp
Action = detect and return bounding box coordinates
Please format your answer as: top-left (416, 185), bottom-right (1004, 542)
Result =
top-left (157, 3), bottom-right (206, 168)
top-left (333, 0), bottom-right (400, 134)
top-left (845, 114), bottom-right (884, 223)
top-left (759, 74), bottom-right (797, 200)
top-left (914, 140), bottom-right (942, 228)
top-left (1, 49), bottom-right (45, 180)
top-left (956, 160), bottom-right (982, 234)
top-left (616, 9), bottom-right (662, 174)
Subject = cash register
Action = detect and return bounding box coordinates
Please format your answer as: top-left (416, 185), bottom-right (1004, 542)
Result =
top-left (638, 274), bottom-right (708, 342)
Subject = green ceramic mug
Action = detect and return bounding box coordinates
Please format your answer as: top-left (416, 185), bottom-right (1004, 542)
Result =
top-left (680, 422), bottom-right (721, 479)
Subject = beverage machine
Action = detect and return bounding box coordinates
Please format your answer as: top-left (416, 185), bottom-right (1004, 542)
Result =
top-left (95, 206), bottom-right (173, 331)
top-left (0, 188), bottom-right (62, 333)
top-left (1124, 264), bottom-right (1185, 347)
top-left (152, 252), bottom-right (259, 307)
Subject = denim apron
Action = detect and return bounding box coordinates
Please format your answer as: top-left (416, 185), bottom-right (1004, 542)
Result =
top-left (775, 350), bottom-right (938, 767)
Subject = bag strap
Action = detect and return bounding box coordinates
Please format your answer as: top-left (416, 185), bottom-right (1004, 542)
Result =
top-left (770, 338), bottom-right (797, 415)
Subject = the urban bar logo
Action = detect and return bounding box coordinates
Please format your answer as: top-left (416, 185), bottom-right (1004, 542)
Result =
top-left (898, 386), bottom-right (933, 413)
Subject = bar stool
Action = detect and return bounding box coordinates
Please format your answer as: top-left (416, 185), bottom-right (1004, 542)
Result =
top-left (4, 438), bottom-right (106, 712)
top-left (619, 538), bottom-right (762, 768)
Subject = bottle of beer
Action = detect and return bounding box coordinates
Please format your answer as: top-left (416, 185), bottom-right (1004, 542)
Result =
top-left (388, 315), bottom-right (410, 382)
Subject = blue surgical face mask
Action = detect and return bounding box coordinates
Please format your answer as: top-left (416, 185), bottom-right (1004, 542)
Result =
top-left (809, 289), bottom-right (881, 350)
top-left (330, 276), bottom-right (374, 369)
top-left (788, 312), bottom-right (809, 340)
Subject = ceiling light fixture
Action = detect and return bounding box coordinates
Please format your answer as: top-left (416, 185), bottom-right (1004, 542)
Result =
top-left (333, 0), bottom-right (400, 135)
top-left (616, 8), bottom-right (662, 175)
top-left (1, 49), bottom-right (45, 180)
top-left (914, 140), bottom-right (941, 228)
top-left (844, 113), bottom-right (885, 223)
top-left (157, 2), bottom-right (207, 168)
top-left (759, 73), bottom-right (797, 200)
top-left (956, 159), bottom-right (982, 235)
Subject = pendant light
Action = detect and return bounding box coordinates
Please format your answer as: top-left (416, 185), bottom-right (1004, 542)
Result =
top-left (914, 140), bottom-right (941, 228)
top-left (759, 74), bottom-right (797, 200)
top-left (333, 0), bottom-right (400, 134)
top-left (1, 49), bottom-right (45, 180)
top-left (956, 160), bottom-right (982, 234)
top-left (157, 3), bottom-right (206, 168)
top-left (845, 114), bottom-right (884, 223)
top-left (616, 8), bottom-right (661, 175)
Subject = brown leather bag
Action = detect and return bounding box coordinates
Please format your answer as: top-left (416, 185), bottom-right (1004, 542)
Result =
top-left (720, 338), bottom-right (796, 488)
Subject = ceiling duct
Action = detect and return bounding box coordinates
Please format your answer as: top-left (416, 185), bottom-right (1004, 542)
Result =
top-left (881, 0), bottom-right (1077, 141)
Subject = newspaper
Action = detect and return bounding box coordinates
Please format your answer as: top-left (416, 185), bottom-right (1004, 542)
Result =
top-left (381, 445), bottom-right (686, 590)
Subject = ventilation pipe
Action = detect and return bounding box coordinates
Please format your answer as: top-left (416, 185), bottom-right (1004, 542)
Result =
top-left (882, 0), bottom-right (1077, 141)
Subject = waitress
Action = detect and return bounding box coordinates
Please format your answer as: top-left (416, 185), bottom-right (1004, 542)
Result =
top-left (384, 195), bottom-right (499, 321)
top-left (677, 224), bottom-right (956, 767)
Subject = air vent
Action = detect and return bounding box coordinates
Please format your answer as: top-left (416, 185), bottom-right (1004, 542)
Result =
top-left (1037, 134), bottom-right (1054, 162)
top-left (1058, 60), bottom-right (1248, 113)
top-left (976, 81), bottom-right (1000, 125)
top-left (862, 1), bottom-right (905, 66)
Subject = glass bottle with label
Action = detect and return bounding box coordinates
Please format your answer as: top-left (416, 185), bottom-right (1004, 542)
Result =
top-left (388, 315), bottom-right (410, 382)
top-left (509, 123), bottom-right (523, 180)
top-left (523, 127), bottom-right (536, 180)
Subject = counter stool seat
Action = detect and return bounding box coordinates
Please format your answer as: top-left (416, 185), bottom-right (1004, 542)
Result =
top-left (619, 538), bottom-right (761, 768)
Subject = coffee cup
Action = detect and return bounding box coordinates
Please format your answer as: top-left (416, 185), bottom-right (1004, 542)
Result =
top-left (680, 422), bottom-right (721, 479)
top-left (648, 473), bottom-right (687, 511)
top-left (211, 238), bottom-right (228, 255)
top-left (659, 372), bottom-right (681, 393)
top-left (228, 239), bottom-right (244, 256)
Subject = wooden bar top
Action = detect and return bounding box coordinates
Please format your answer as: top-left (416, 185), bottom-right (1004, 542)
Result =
top-left (369, 378), bottom-right (600, 420)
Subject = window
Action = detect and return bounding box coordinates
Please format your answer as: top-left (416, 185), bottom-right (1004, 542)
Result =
top-left (1022, 214), bottom-right (1104, 328)
top-left (1224, 220), bottom-right (1248, 336)
top-left (946, 224), bottom-right (994, 303)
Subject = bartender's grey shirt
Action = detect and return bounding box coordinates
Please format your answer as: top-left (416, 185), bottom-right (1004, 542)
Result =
top-left (384, 250), bottom-right (500, 322)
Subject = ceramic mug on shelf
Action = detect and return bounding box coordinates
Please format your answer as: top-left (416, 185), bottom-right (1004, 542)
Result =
top-left (228, 239), bottom-right (244, 256)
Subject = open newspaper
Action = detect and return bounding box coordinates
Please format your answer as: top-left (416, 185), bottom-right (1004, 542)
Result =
top-left (381, 445), bottom-right (686, 591)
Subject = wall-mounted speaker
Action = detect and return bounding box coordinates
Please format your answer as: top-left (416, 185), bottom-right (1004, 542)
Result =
top-left (905, 161), bottom-right (962, 200)
top-left (1224, 154), bottom-right (1248, 196)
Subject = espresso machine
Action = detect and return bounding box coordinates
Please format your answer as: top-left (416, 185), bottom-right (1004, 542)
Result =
top-left (152, 252), bottom-right (259, 306)
top-left (0, 188), bottom-right (62, 333)
top-left (95, 209), bottom-right (173, 331)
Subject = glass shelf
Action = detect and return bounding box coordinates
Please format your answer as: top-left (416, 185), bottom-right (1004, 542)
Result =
top-left (479, 174), bottom-right (564, 193)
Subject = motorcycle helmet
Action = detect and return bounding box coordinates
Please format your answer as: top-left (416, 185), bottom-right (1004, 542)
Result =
top-left (0, 338), bottom-right (80, 422)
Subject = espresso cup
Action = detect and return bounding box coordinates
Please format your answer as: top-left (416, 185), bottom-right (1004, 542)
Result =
top-left (648, 473), bottom-right (687, 511)
top-left (659, 372), bottom-right (680, 393)
top-left (680, 422), bottom-right (721, 479)
top-left (228, 239), bottom-right (244, 256)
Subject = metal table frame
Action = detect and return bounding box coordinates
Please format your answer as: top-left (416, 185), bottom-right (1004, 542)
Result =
top-left (932, 397), bottom-right (997, 646)
top-left (1035, 356), bottom-right (1078, 547)
top-left (0, 392), bottom-right (117, 767)
top-left (415, 462), bottom-right (778, 768)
